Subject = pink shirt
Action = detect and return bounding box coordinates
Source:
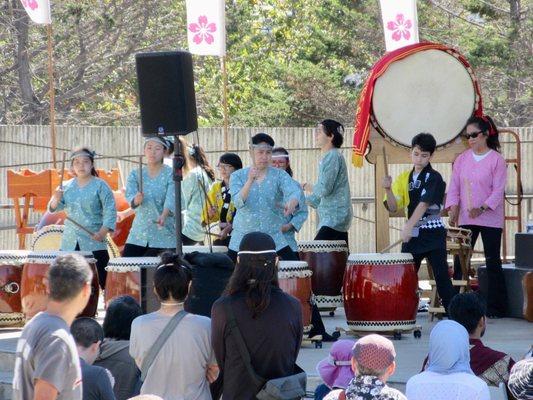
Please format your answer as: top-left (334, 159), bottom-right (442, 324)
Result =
top-left (445, 149), bottom-right (506, 228)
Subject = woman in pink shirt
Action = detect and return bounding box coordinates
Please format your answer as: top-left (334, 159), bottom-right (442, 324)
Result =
top-left (446, 115), bottom-right (507, 318)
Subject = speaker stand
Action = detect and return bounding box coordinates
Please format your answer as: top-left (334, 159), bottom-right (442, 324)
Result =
top-left (172, 135), bottom-right (184, 256)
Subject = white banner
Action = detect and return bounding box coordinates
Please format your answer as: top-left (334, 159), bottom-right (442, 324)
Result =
top-left (379, 0), bottom-right (419, 52)
top-left (19, 0), bottom-right (51, 24)
top-left (186, 0), bottom-right (226, 56)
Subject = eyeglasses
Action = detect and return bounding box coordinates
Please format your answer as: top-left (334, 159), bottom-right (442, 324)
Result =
top-left (464, 131), bottom-right (484, 139)
top-left (217, 164), bottom-right (234, 170)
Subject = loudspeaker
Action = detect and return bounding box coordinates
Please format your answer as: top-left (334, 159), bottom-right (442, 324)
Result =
top-left (140, 266), bottom-right (160, 314)
top-left (515, 233), bottom-right (533, 269)
top-left (136, 51), bottom-right (198, 136)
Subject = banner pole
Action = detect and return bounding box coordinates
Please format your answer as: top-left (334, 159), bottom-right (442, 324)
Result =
top-left (46, 23), bottom-right (57, 168)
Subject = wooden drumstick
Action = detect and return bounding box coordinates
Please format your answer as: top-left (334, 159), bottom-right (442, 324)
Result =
top-left (65, 215), bottom-right (95, 236)
top-left (248, 132), bottom-right (255, 167)
top-left (464, 178), bottom-right (472, 210)
top-left (117, 160), bottom-right (125, 190)
top-left (382, 146), bottom-right (389, 177)
top-left (138, 156), bottom-right (143, 193)
top-left (379, 238), bottom-right (402, 253)
top-left (59, 151), bottom-right (67, 189)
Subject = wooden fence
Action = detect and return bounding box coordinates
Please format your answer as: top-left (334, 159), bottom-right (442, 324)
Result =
top-left (1, 125), bottom-right (532, 256)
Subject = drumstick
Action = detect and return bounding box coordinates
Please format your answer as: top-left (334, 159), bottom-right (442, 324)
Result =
top-left (59, 151), bottom-right (67, 189)
top-left (138, 156), bottom-right (143, 193)
top-left (248, 132), bottom-right (255, 167)
top-left (382, 146), bottom-right (389, 177)
top-left (117, 160), bottom-right (125, 190)
top-left (379, 239), bottom-right (402, 253)
top-left (464, 178), bottom-right (472, 210)
top-left (65, 215), bottom-right (95, 236)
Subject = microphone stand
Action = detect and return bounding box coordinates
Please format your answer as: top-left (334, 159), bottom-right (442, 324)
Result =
top-left (173, 135), bottom-right (184, 256)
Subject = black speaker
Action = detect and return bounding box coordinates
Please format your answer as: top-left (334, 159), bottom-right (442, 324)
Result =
top-left (136, 51), bottom-right (198, 136)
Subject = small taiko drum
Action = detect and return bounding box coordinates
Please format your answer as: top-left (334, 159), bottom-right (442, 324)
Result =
top-left (278, 261), bottom-right (313, 332)
top-left (21, 251), bottom-right (100, 319)
top-left (0, 251), bottom-right (27, 326)
top-left (31, 224), bottom-right (121, 258)
top-left (298, 240), bottom-right (349, 311)
top-left (343, 253), bottom-right (418, 332)
top-left (104, 246), bottom-right (229, 307)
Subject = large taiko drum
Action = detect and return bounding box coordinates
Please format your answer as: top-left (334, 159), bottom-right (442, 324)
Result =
top-left (278, 261), bottom-right (313, 332)
top-left (21, 251), bottom-right (100, 319)
top-left (343, 253), bottom-right (418, 332)
top-left (372, 48), bottom-right (477, 149)
top-left (0, 251), bottom-right (27, 326)
top-left (104, 246), bottom-right (228, 307)
top-left (35, 190), bottom-right (134, 255)
top-left (298, 240), bottom-right (349, 311)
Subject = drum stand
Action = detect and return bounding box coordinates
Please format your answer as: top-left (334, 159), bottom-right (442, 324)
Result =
top-left (426, 228), bottom-right (473, 320)
top-left (335, 325), bottom-right (422, 341)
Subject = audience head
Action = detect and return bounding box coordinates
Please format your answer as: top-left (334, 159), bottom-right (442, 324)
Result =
top-left (48, 254), bottom-right (93, 314)
top-left (103, 295), bottom-right (142, 340)
top-left (272, 147), bottom-right (293, 177)
top-left (449, 292), bottom-right (487, 337)
top-left (71, 317), bottom-right (104, 364)
top-left (351, 334), bottom-right (396, 382)
top-left (251, 133), bottom-right (275, 170)
top-left (427, 320), bottom-right (473, 375)
top-left (317, 339), bottom-right (355, 389)
top-left (154, 252), bottom-right (192, 303)
top-left (317, 119), bottom-right (344, 148)
top-left (507, 358), bottom-right (533, 400)
top-left (226, 232), bottom-right (279, 318)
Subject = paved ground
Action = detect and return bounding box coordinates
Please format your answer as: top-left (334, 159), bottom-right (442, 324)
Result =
top-left (1, 299), bottom-right (531, 400)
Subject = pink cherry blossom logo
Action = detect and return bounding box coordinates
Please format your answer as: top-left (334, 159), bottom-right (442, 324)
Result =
top-left (387, 13), bottom-right (412, 41)
top-left (21, 0), bottom-right (39, 10)
top-left (188, 15), bottom-right (217, 45)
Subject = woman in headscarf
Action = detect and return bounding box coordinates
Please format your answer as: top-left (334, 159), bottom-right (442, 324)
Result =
top-left (406, 320), bottom-right (490, 400)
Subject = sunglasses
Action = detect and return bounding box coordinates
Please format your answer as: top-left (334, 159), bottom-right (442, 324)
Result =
top-left (464, 130), bottom-right (485, 139)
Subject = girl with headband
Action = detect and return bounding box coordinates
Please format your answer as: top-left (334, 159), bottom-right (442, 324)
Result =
top-left (48, 146), bottom-right (116, 289)
top-left (227, 133), bottom-right (301, 262)
top-left (123, 137), bottom-right (176, 257)
top-left (303, 119), bottom-right (352, 244)
top-left (445, 115), bottom-right (508, 318)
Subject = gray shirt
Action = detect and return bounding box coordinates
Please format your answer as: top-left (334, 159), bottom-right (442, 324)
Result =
top-left (12, 312), bottom-right (82, 400)
top-left (129, 309), bottom-right (214, 400)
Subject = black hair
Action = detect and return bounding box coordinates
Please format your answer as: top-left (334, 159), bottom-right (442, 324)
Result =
top-left (449, 292), bottom-right (487, 334)
top-left (411, 133), bottom-right (437, 155)
top-left (166, 139), bottom-right (175, 156)
top-left (71, 146), bottom-right (98, 176)
top-left (71, 317), bottom-right (104, 348)
top-left (272, 147), bottom-right (293, 177)
top-left (103, 295), bottom-right (142, 340)
top-left (48, 254), bottom-right (93, 301)
top-left (219, 153), bottom-right (243, 170)
top-left (190, 144), bottom-right (216, 181)
top-left (252, 133), bottom-right (275, 147)
top-left (320, 119), bottom-right (344, 148)
top-left (466, 115), bottom-right (501, 152)
top-left (225, 232), bottom-right (278, 318)
top-left (154, 252), bottom-right (192, 302)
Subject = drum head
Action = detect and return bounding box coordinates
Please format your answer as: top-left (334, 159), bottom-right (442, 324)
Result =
top-left (372, 49), bottom-right (475, 148)
top-left (348, 253), bottom-right (414, 264)
top-left (31, 225), bottom-right (63, 251)
top-left (106, 257), bottom-right (160, 272)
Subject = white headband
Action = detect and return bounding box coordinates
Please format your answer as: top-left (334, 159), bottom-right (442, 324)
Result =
top-left (144, 137), bottom-right (170, 149)
top-left (70, 150), bottom-right (95, 160)
top-left (237, 250), bottom-right (277, 256)
top-left (251, 144), bottom-right (273, 150)
top-left (272, 154), bottom-right (289, 160)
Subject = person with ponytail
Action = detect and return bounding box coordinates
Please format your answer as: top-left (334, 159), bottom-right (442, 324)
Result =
top-left (211, 232), bottom-right (303, 400)
top-left (124, 137), bottom-right (176, 257)
top-left (179, 137), bottom-right (215, 245)
top-left (303, 119), bottom-right (352, 244)
top-left (129, 252), bottom-right (217, 400)
top-left (445, 115), bottom-right (508, 318)
top-left (48, 146), bottom-right (116, 289)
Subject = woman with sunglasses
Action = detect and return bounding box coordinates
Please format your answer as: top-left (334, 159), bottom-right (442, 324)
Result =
top-left (202, 153), bottom-right (243, 246)
top-left (445, 115), bottom-right (508, 318)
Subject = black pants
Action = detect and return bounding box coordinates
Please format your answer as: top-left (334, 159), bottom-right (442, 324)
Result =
top-left (314, 226), bottom-right (348, 245)
top-left (74, 244), bottom-right (109, 290)
top-left (412, 248), bottom-right (455, 312)
top-left (454, 225), bottom-right (507, 316)
top-left (123, 243), bottom-right (173, 258)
